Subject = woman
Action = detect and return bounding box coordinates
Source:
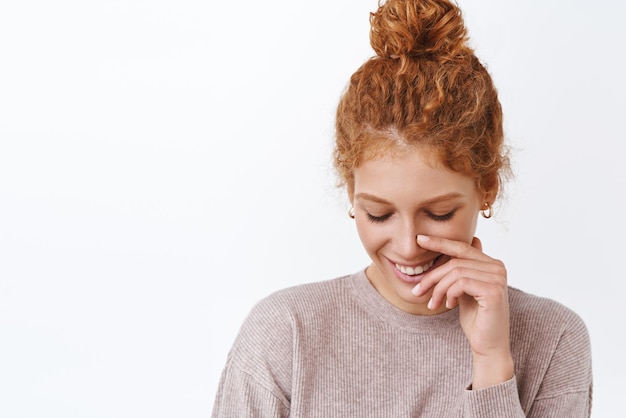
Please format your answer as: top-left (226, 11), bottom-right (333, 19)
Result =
top-left (212, 0), bottom-right (592, 416)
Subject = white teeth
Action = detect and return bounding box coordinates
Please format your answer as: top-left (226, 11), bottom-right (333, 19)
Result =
top-left (395, 258), bottom-right (435, 276)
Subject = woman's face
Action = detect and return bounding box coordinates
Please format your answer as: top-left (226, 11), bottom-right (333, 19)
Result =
top-left (351, 146), bottom-right (485, 315)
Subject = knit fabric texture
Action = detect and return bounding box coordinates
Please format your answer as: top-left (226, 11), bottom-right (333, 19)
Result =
top-left (212, 270), bottom-right (592, 417)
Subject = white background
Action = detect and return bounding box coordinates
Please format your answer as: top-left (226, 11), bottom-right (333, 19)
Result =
top-left (1, 0), bottom-right (624, 416)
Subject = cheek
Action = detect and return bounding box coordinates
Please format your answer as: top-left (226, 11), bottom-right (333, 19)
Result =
top-left (355, 220), bottom-right (388, 254)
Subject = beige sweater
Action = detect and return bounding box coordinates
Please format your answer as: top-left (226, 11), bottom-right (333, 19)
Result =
top-left (212, 270), bottom-right (592, 417)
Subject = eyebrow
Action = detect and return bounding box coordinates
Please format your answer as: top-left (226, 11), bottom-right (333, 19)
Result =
top-left (354, 192), bottom-right (465, 206)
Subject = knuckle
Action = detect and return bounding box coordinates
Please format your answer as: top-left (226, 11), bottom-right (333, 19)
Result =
top-left (457, 276), bottom-right (471, 287)
top-left (492, 259), bottom-right (507, 278)
top-left (494, 258), bottom-right (506, 270)
top-left (445, 258), bottom-right (460, 270)
top-left (456, 267), bottom-right (470, 280)
top-left (460, 244), bottom-right (473, 258)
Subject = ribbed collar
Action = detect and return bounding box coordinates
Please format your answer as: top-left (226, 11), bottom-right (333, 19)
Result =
top-left (347, 269), bottom-right (461, 334)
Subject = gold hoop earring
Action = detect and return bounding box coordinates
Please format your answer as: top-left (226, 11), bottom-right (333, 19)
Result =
top-left (348, 207), bottom-right (355, 219)
top-left (481, 203), bottom-right (493, 219)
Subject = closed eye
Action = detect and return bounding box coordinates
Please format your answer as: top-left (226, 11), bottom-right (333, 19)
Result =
top-left (366, 212), bottom-right (392, 223)
top-left (426, 211), bottom-right (456, 222)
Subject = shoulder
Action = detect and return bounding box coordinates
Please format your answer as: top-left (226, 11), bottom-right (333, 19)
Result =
top-left (248, 273), bottom-right (355, 323)
top-left (231, 273), bottom-right (356, 354)
top-left (224, 274), bottom-right (357, 395)
top-left (507, 287), bottom-right (588, 338)
top-left (507, 287), bottom-right (590, 354)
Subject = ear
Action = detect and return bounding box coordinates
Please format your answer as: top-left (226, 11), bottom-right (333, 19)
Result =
top-left (483, 183), bottom-right (498, 207)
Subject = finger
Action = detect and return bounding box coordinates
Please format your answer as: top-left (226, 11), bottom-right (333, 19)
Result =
top-left (444, 276), bottom-right (508, 311)
top-left (471, 236), bottom-right (482, 252)
top-left (413, 257), bottom-right (507, 296)
top-left (426, 269), bottom-right (505, 310)
top-left (412, 258), bottom-right (502, 296)
top-left (417, 235), bottom-right (492, 262)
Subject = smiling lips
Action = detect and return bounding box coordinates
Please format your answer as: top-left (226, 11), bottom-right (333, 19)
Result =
top-left (394, 257), bottom-right (436, 276)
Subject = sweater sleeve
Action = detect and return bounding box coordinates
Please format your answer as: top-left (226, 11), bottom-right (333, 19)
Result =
top-left (211, 295), bottom-right (294, 418)
top-left (462, 376), bottom-right (525, 417)
top-left (211, 358), bottom-right (290, 418)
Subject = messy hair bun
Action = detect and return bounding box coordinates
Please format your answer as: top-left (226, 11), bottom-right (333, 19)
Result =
top-left (370, 0), bottom-right (470, 62)
top-left (335, 0), bottom-right (509, 202)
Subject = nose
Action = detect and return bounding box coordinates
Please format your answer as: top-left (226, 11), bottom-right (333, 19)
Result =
top-left (395, 218), bottom-right (422, 261)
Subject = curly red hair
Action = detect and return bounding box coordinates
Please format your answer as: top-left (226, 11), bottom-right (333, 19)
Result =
top-left (334, 0), bottom-right (509, 202)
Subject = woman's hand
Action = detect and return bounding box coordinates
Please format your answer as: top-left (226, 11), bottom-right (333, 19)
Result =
top-left (412, 234), bottom-right (514, 389)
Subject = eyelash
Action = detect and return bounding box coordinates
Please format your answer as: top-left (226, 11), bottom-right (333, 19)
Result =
top-left (366, 213), bottom-right (392, 223)
top-left (427, 211), bottom-right (456, 222)
top-left (365, 211), bottom-right (456, 224)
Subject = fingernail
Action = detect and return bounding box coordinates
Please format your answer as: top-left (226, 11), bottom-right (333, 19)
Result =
top-left (417, 234), bottom-right (430, 242)
top-left (427, 298), bottom-right (434, 310)
top-left (411, 284), bottom-right (420, 295)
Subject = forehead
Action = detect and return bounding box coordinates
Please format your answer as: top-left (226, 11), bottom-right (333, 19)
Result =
top-left (353, 147), bottom-right (477, 202)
